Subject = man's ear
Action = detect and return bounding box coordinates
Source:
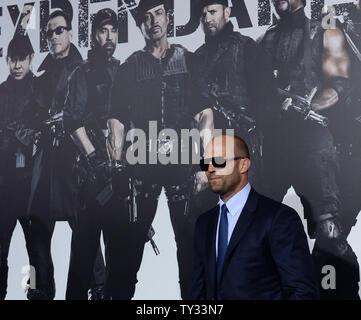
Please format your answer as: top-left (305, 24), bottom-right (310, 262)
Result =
top-left (29, 53), bottom-right (34, 64)
top-left (69, 29), bottom-right (73, 41)
top-left (240, 158), bottom-right (251, 174)
top-left (224, 6), bottom-right (231, 22)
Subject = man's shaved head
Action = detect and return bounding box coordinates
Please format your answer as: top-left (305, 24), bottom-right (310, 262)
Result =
top-left (206, 135), bottom-right (250, 159)
top-left (234, 135), bottom-right (250, 159)
top-left (204, 135), bottom-right (251, 202)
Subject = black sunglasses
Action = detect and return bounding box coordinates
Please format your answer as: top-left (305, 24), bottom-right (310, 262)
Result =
top-left (199, 156), bottom-right (246, 171)
top-left (46, 26), bottom-right (70, 39)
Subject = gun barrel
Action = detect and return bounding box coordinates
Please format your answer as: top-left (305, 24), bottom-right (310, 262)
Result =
top-left (307, 110), bottom-right (328, 127)
top-left (43, 112), bottom-right (64, 125)
top-left (278, 87), bottom-right (328, 127)
top-left (278, 88), bottom-right (310, 105)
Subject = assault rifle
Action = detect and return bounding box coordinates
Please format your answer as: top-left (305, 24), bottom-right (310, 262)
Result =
top-left (278, 87), bottom-right (329, 127)
top-left (42, 111), bottom-right (64, 126)
top-left (212, 103), bottom-right (256, 133)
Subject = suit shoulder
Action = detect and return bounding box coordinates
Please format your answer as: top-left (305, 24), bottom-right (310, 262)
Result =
top-left (257, 193), bottom-right (298, 218)
top-left (196, 205), bottom-right (218, 225)
top-left (255, 194), bottom-right (301, 235)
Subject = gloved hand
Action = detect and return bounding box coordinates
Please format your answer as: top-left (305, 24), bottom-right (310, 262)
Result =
top-left (15, 126), bottom-right (41, 147)
top-left (315, 218), bottom-right (344, 240)
top-left (314, 217), bottom-right (355, 258)
top-left (86, 150), bottom-right (110, 188)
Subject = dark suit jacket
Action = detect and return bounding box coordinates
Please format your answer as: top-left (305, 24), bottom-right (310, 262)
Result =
top-left (190, 188), bottom-right (319, 300)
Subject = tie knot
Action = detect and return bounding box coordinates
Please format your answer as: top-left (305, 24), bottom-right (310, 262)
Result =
top-left (221, 204), bottom-right (228, 216)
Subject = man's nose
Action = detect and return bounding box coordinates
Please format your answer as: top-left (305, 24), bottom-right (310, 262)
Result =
top-left (14, 60), bottom-right (21, 69)
top-left (207, 162), bottom-right (216, 173)
top-left (51, 31), bottom-right (58, 40)
top-left (204, 12), bottom-right (212, 23)
top-left (151, 14), bottom-right (158, 25)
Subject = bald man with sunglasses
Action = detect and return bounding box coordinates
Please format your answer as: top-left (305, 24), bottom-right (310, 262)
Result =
top-left (190, 135), bottom-right (319, 300)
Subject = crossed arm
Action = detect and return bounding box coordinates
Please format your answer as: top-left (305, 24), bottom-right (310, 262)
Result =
top-left (312, 28), bottom-right (351, 111)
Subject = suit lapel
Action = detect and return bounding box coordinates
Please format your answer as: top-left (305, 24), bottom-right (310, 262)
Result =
top-left (205, 205), bottom-right (219, 295)
top-left (222, 189), bottom-right (259, 273)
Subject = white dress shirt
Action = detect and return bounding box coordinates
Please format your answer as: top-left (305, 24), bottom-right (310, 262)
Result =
top-left (216, 183), bottom-right (251, 258)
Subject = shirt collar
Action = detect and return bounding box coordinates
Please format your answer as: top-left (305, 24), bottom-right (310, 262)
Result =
top-left (218, 183), bottom-right (251, 217)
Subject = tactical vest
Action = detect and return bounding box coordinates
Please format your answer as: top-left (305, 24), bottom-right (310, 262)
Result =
top-left (128, 44), bottom-right (194, 132)
top-left (261, 16), bottom-right (324, 98)
top-left (83, 57), bottom-right (120, 128)
top-left (195, 30), bottom-right (253, 118)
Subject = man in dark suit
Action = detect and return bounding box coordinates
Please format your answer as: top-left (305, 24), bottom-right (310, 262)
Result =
top-left (190, 135), bottom-right (319, 300)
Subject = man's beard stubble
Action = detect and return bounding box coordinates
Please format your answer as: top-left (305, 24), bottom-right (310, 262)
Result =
top-left (102, 41), bottom-right (116, 58)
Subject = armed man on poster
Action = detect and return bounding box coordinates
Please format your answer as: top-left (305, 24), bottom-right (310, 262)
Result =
top-left (317, 0), bottom-right (361, 299)
top-left (0, 34), bottom-right (36, 300)
top-left (259, 0), bottom-right (359, 299)
top-left (63, 8), bottom-right (128, 300)
top-left (191, 0), bottom-right (280, 222)
top-left (107, 0), bottom-right (214, 299)
top-left (330, 0), bottom-right (361, 244)
top-left (22, 10), bottom-right (105, 300)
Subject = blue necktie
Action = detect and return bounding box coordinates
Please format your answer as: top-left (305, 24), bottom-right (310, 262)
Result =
top-left (217, 204), bottom-right (228, 299)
